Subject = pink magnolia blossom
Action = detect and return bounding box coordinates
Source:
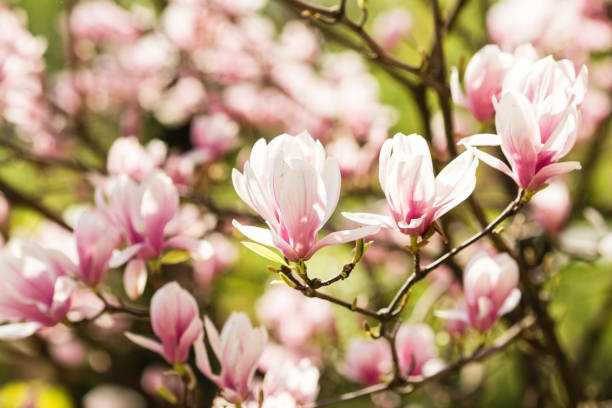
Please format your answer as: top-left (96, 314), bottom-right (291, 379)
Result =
top-left (0, 242), bottom-right (76, 339)
top-left (192, 233), bottom-right (237, 286)
top-left (125, 282), bottom-right (202, 365)
top-left (450, 45), bottom-right (514, 121)
top-left (530, 178), bottom-right (571, 233)
top-left (460, 90), bottom-right (581, 191)
top-left (107, 137), bottom-right (167, 181)
top-left (438, 251), bottom-right (521, 332)
top-left (344, 133), bottom-right (478, 236)
top-left (74, 210), bottom-right (121, 286)
top-left (232, 131), bottom-right (379, 261)
top-left (96, 171), bottom-right (187, 265)
top-left (373, 8), bottom-right (413, 52)
top-left (195, 312), bottom-right (267, 403)
top-left (69, 0), bottom-right (141, 43)
top-left (262, 358), bottom-right (320, 405)
top-left (340, 338), bottom-right (392, 385)
top-left (395, 323), bottom-right (438, 377)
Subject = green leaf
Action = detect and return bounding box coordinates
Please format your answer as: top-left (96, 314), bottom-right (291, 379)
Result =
top-left (160, 249), bottom-right (191, 265)
top-left (241, 242), bottom-right (288, 266)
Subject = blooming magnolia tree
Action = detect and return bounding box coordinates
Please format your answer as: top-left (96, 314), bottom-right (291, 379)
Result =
top-left (0, 0), bottom-right (611, 407)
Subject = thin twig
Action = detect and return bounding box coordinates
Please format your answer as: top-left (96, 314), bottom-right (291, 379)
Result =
top-left (304, 315), bottom-right (535, 408)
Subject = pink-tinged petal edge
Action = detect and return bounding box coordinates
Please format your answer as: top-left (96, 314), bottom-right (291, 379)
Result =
top-left (305, 225), bottom-right (380, 259)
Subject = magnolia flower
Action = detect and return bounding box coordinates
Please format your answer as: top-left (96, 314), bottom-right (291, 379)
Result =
top-left (437, 251), bottom-right (521, 331)
top-left (460, 91), bottom-right (581, 191)
top-left (395, 323), bottom-right (438, 377)
top-left (530, 178), bottom-right (570, 233)
top-left (450, 45), bottom-right (514, 121)
top-left (373, 8), bottom-right (413, 52)
top-left (107, 137), bottom-right (167, 181)
top-left (262, 358), bottom-right (320, 405)
top-left (340, 338), bottom-right (392, 385)
top-left (190, 113), bottom-right (239, 161)
top-left (69, 0), bottom-right (141, 43)
top-left (232, 131), bottom-right (379, 261)
top-left (0, 242), bottom-right (76, 339)
top-left (126, 282), bottom-right (202, 365)
top-left (195, 312), bottom-right (267, 403)
top-left (344, 133), bottom-right (478, 236)
top-left (74, 211), bottom-right (121, 286)
top-left (96, 171), bottom-right (187, 264)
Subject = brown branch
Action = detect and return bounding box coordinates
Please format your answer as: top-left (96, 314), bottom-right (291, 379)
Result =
top-left (304, 315), bottom-right (536, 408)
top-left (0, 176), bottom-right (72, 231)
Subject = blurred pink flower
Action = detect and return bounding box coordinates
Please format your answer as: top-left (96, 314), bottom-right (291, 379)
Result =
top-left (74, 210), bottom-right (121, 286)
top-left (190, 113), bottom-right (239, 161)
top-left (344, 133), bottom-right (478, 236)
top-left (450, 45), bottom-right (514, 122)
top-left (126, 282), bottom-right (202, 364)
top-left (195, 312), bottom-right (267, 403)
top-left (257, 285), bottom-right (334, 349)
top-left (438, 251), bottom-right (521, 332)
top-left (278, 22), bottom-right (319, 63)
top-left (107, 136), bottom-right (167, 181)
top-left (530, 178), bottom-right (571, 233)
top-left (340, 338), bottom-right (392, 385)
top-left (262, 358), bottom-right (320, 405)
top-left (192, 233), bottom-right (237, 286)
top-left (70, 0), bottom-right (141, 43)
top-left (232, 131), bottom-right (379, 261)
top-left (0, 242), bottom-right (76, 339)
top-left (373, 8), bottom-right (413, 52)
top-left (395, 323), bottom-right (438, 377)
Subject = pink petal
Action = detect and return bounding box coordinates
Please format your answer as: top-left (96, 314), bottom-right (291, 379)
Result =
top-left (109, 244), bottom-right (144, 268)
top-left (458, 133), bottom-right (501, 147)
top-left (450, 66), bottom-right (468, 108)
top-left (232, 220), bottom-right (275, 247)
top-left (473, 149), bottom-right (516, 181)
top-left (528, 161), bottom-right (581, 191)
top-left (498, 288), bottom-right (521, 316)
top-left (342, 212), bottom-right (396, 229)
top-left (124, 259), bottom-right (147, 300)
top-left (125, 332), bottom-right (165, 357)
top-left (305, 226), bottom-right (380, 259)
top-left (0, 322), bottom-right (42, 340)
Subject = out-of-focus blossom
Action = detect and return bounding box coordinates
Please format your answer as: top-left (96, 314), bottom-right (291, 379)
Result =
top-left (83, 385), bottom-right (146, 408)
top-left (431, 110), bottom-right (479, 159)
top-left (487, 0), bottom-right (612, 63)
top-left (195, 312), bottom-right (267, 403)
top-left (152, 76), bottom-right (206, 125)
top-left (327, 136), bottom-right (378, 178)
top-left (164, 153), bottom-right (195, 192)
top-left (373, 8), bottom-right (413, 52)
top-left (70, 1), bottom-right (141, 43)
top-left (344, 133), bottom-right (478, 236)
top-left (278, 22), bottom-right (319, 63)
top-left (140, 364), bottom-right (184, 401)
top-left (578, 88), bottom-right (612, 141)
top-left (0, 242), bottom-right (76, 339)
top-left (438, 251), bottom-right (521, 332)
top-left (190, 113), bottom-right (239, 161)
top-left (450, 45), bottom-right (514, 121)
top-left (257, 285), bottom-right (334, 349)
top-left (262, 358), bottom-right (319, 405)
top-left (107, 137), bottom-right (167, 181)
top-left (530, 179), bottom-right (571, 233)
top-left (395, 323), bottom-right (438, 377)
top-left (123, 258), bottom-right (147, 300)
top-left (340, 338), bottom-right (392, 385)
top-left (126, 282), bottom-right (202, 365)
top-left (210, 0), bottom-right (267, 17)
top-left (232, 131), bottom-right (379, 261)
top-left (193, 233), bottom-right (237, 286)
top-left (75, 210), bottom-right (121, 286)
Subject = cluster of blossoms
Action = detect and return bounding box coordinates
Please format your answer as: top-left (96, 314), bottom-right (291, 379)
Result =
top-left (0, 0), bottom-right (608, 405)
